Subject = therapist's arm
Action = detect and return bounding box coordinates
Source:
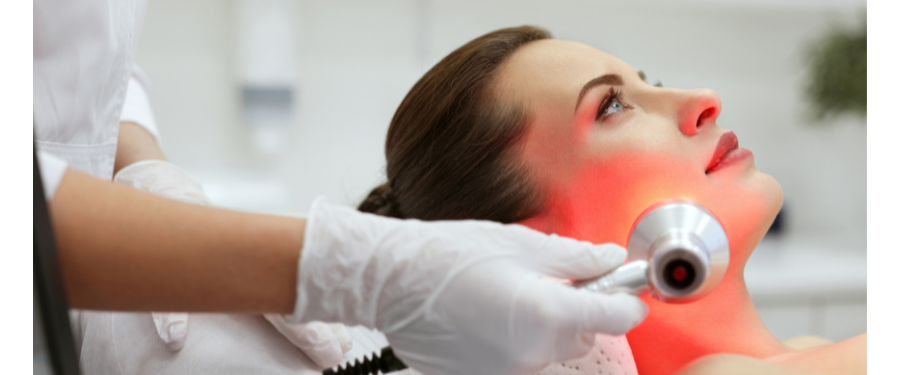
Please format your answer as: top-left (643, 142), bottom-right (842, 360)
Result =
top-left (114, 121), bottom-right (165, 173)
top-left (49, 168), bottom-right (303, 314)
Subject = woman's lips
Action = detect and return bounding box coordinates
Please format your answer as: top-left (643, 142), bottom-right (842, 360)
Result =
top-left (706, 131), bottom-right (753, 174)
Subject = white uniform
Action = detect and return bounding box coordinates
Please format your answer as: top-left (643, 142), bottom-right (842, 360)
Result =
top-left (34, 0), bottom-right (147, 197)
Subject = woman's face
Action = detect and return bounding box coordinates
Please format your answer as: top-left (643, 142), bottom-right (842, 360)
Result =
top-left (496, 39), bottom-right (782, 263)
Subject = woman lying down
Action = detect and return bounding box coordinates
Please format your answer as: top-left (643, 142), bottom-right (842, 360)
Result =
top-left (79, 26), bottom-right (865, 375)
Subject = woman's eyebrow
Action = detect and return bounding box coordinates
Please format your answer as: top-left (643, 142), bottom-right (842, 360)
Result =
top-left (575, 74), bottom-right (624, 111)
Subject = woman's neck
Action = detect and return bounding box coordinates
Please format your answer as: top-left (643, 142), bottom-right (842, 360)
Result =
top-left (521, 199), bottom-right (791, 375)
top-left (621, 225), bottom-right (791, 374)
top-left (626, 268), bottom-right (789, 374)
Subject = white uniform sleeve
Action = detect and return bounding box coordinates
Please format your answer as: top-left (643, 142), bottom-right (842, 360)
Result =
top-left (120, 65), bottom-right (161, 145)
top-left (37, 151), bottom-right (69, 200)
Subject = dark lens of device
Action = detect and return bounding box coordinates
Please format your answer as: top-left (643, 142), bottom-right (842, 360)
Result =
top-left (663, 259), bottom-right (696, 290)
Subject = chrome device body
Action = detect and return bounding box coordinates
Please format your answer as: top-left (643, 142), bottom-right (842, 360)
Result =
top-left (575, 199), bottom-right (730, 303)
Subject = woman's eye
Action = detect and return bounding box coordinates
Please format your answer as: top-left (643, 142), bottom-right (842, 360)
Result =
top-left (604, 100), bottom-right (624, 116)
top-left (595, 88), bottom-right (628, 121)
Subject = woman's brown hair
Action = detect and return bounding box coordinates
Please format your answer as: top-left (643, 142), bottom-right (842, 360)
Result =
top-left (358, 26), bottom-right (550, 222)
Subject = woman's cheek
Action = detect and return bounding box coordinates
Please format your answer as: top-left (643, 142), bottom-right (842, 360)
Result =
top-left (548, 148), bottom-right (776, 250)
top-left (564, 152), bottom-right (706, 245)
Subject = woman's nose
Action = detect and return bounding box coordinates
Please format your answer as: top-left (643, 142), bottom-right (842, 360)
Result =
top-left (677, 89), bottom-right (721, 136)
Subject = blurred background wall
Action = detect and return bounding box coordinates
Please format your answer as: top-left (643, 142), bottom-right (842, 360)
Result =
top-left (134, 0), bottom-right (866, 342)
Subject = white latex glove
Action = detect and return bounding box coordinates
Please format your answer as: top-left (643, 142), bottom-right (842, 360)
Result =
top-left (114, 160), bottom-right (211, 351)
top-left (290, 200), bottom-right (648, 375)
top-left (264, 314), bottom-right (353, 368)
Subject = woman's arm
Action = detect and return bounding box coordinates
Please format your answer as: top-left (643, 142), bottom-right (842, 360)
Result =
top-left (49, 167), bottom-right (304, 314)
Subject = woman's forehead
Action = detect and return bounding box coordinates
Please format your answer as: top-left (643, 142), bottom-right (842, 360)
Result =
top-left (495, 39), bottom-right (635, 107)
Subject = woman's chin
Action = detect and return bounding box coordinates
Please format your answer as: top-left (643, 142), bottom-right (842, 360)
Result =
top-left (731, 172), bottom-right (783, 260)
top-left (756, 171), bottom-right (784, 228)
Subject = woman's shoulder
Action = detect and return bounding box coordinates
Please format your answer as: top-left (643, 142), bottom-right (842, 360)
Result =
top-left (673, 334), bottom-right (866, 375)
top-left (673, 353), bottom-right (801, 375)
top-left (766, 333), bottom-right (866, 375)
top-left (782, 335), bottom-right (834, 350)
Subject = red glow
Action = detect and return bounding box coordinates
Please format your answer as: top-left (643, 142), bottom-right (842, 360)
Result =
top-left (518, 151), bottom-right (785, 375)
top-left (672, 266), bottom-right (687, 282)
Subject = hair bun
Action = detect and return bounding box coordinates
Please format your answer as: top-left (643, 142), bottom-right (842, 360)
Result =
top-left (358, 183), bottom-right (403, 218)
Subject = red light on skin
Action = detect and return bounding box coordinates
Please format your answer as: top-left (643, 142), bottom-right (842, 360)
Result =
top-left (672, 266), bottom-right (687, 282)
top-left (519, 151), bottom-right (785, 375)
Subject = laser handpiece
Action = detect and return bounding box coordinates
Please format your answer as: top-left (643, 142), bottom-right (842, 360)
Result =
top-left (573, 199), bottom-right (730, 303)
top-left (324, 199), bottom-right (729, 375)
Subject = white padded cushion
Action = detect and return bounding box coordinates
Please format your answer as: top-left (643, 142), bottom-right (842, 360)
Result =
top-left (533, 334), bottom-right (638, 375)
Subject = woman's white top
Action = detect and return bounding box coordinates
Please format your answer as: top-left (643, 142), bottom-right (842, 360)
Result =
top-left (33, 0), bottom-right (148, 198)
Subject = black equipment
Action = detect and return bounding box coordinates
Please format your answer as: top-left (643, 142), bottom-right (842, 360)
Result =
top-left (34, 144), bottom-right (82, 375)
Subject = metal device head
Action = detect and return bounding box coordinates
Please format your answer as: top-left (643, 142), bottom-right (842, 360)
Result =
top-left (573, 199), bottom-right (729, 304)
top-left (626, 199), bottom-right (730, 303)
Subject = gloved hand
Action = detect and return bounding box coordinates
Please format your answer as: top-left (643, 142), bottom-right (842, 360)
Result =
top-left (114, 160), bottom-right (210, 351)
top-left (290, 200), bottom-right (648, 375)
top-left (114, 160), bottom-right (357, 363)
top-left (264, 314), bottom-right (353, 368)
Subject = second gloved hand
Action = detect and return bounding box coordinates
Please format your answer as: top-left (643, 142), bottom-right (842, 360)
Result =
top-left (290, 200), bottom-right (648, 375)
